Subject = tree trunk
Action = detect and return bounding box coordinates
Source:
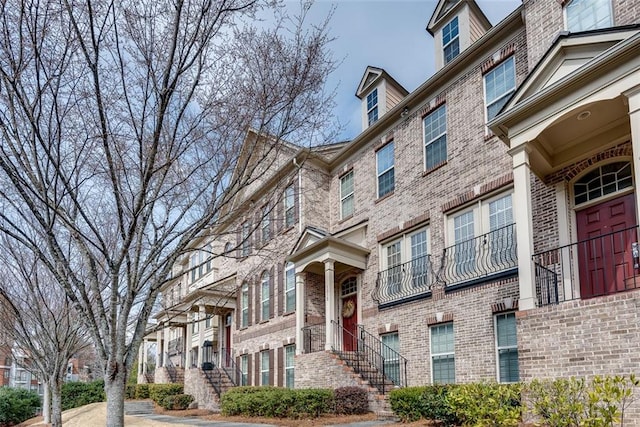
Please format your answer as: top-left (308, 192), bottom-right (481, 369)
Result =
top-left (50, 378), bottom-right (63, 427)
top-left (104, 368), bottom-right (127, 427)
top-left (42, 384), bottom-right (51, 425)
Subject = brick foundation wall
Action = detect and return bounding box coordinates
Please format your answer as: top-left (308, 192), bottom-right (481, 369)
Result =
top-left (518, 290), bottom-right (640, 421)
top-left (295, 351), bottom-right (363, 390)
top-left (184, 368), bottom-right (220, 412)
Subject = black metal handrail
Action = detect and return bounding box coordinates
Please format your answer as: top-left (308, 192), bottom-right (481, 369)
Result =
top-left (373, 255), bottom-right (434, 305)
top-left (533, 225), bottom-right (639, 306)
top-left (330, 321), bottom-right (407, 394)
top-left (168, 337), bottom-right (183, 355)
top-left (164, 353), bottom-right (177, 383)
top-left (219, 347), bottom-right (242, 386)
top-left (202, 369), bottom-right (223, 396)
top-left (442, 223), bottom-right (517, 286)
top-left (302, 323), bottom-right (325, 354)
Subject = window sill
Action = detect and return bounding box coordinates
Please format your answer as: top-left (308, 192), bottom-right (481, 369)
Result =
top-left (259, 319), bottom-right (270, 324)
top-left (375, 191), bottom-right (395, 204)
top-left (282, 225), bottom-right (296, 234)
top-left (282, 310), bottom-right (295, 317)
top-left (337, 214), bottom-right (354, 225)
top-left (423, 161), bottom-right (447, 177)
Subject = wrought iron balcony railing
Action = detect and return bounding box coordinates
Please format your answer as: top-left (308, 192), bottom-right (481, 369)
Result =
top-left (373, 255), bottom-right (433, 307)
top-left (301, 323), bottom-right (325, 354)
top-left (533, 225), bottom-right (640, 307)
top-left (441, 223), bottom-right (517, 287)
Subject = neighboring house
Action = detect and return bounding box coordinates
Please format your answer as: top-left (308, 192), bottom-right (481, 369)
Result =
top-left (142, 0), bottom-right (640, 418)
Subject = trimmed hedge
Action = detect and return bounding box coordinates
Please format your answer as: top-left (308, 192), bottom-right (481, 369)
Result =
top-left (161, 394), bottom-right (194, 410)
top-left (61, 379), bottom-right (106, 411)
top-left (148, 383), bottom-right (183, 405)
top-left (221, 387), bottom-right (334, 418)
top-left (390, 384), bottom-right (457, 425)
top-left (334, 386), bottom-right (368, 415)
top-left (0, 387), bottom-right (41, 427)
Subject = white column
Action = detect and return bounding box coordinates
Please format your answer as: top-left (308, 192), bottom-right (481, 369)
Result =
top-left (142, 339), bottom-right (148, 374)
top-left (512, 144), bottom-right (536, 310)
top-left (324, 260), bottom-right (336, 351)
top-left (625, 86), bottom-right (640, 221)
top-left (162, 328), bottom-right (169, 367)
top-left (295, 272), bottom-right (305, 355)
top-left (137, 341), bottom-right (144, 379)
top-left (197, 306), bottom-right (206, 367)
top-left (156, 330), bottom-right (162, 368)
top-left (185, 314), bottom-right (193, 368)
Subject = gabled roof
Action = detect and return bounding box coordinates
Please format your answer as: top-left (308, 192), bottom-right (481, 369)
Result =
top-left (289, 226), bottom-right (329, 256)
top-left (427, 0), bottom-right (491, 35)
top-left (501, 25), bottom-right (640, 114)
top-left (355, 66), bottom-right (409, 99)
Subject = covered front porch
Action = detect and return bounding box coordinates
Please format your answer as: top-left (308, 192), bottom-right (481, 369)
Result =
top-left (491, 27), bottom-right (640, 309)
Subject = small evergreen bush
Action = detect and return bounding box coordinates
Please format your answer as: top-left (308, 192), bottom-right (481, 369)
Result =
top-left (148, 383), bottom-right (183, 404)
top-left (221, 387), bottom-right (333, 418)
top-left (61, 379), bottom-right (106, 411)
top-left (334, 386), bottom-right (369, 415)
top-left (447, 382), bottom-right (521, 427)
top-left (389, 385), bottom-right (457, 425)
top-left (0, 387), bottom-right (41, 426)
top-left (135, 383), bottom-right (150, 399)
top-left (161, 394), bottom-right (194, 410)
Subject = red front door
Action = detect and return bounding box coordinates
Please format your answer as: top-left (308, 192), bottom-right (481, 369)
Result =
top-left (577, 193), bottom-right (638, 298)
top-left (342, 295), bottom-right (358, 351)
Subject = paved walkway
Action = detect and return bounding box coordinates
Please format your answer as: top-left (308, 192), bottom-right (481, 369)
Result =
top-left (124, 401), bottom-right (393, 427)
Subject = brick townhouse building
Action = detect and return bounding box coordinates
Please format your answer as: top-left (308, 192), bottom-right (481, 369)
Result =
top-left (141, 0), bottom-right (640, 416)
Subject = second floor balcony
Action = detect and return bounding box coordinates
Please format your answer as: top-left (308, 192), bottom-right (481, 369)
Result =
top-left (374, 224), bottom-right (517, 307)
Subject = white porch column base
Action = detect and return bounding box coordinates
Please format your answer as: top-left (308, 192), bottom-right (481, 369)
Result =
top-left (324, 259), bottom-right (336, 351)
top-left (512, 145), bottom-right (536, 310)
top-left (295, 273), bottom-right (305, 355)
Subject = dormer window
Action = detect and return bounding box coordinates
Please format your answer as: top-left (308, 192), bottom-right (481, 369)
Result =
top-left (367, 89), bottom-right (379, 126)
top-left (565, 0), bottom-right (612, 32)
top-left (442, 17), bottom-right (460, 64)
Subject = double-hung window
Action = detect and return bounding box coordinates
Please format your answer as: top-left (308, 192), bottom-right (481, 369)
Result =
top-left (240, 282), bottom-right (249, 328)
top-left (241, 221), bottom-right (251, 257)
top-left (260, 351), bottom-right (270, 386)
top-left (340, 170), bottom-right (354, 219)
top-left (430, 323), bottom-right (455, 384)
top-left (261, 271), bottom-right (270, 321)
top-left (442, 17), bottom-right (460, 64)
top-left (381, 332), bottom-right (400, 384)
top-left (261, 206), bottom-right (271, 243)
top-left (448, 192), bottom-right (515, 282)
top-left (285, 262), bottom-right (296, 312)
top-left (565, 0), bottom-right (612, 32)
top-left (284, 185), bottom-right (295, 228)
top-left (285, 345), bottom-right (295, 388)
top-left (495, 312), bottom-right (519, 382)
top-left (485, 57), bottom-right (516, 122)
top-left (240, 355), bottom-right (248, 386)
top-left (191, 248), bottom-right (212, 284)
top-left (423, 104), bottom-right (447, 171)
top-left (381, 228), bottom-right (430, 297)
top-left (376, 142), bottom-right (395, 198)
top-left (367, 89), bottom-right (379, 126)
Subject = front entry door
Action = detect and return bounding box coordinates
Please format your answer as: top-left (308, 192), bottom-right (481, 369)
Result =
top-left (341, 294), bottom-right (358, 351)
top-left (224, 315), bottom-right (232, 367)
top-left (577, 193), bottom-right (638, 298)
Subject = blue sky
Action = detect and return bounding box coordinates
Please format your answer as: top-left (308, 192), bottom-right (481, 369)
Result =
top-left (296, 0), bottom-right (522, 141)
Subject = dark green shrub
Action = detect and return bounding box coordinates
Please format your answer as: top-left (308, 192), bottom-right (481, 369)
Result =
top-left (148, 383), bottom-right (183, 404)
top-left (125, 384), bottom-right (136, 399)
top-left (446, 382), bottom-right (522, 427)
top-left (334, 386), bottom-right (369, 415)
top-left (161, 394), bottom-right (194, 410)
top-left (389, 385), bottom-right (457, 425)
top-left (61, 379), bottom-right (106, 411)
top-left (0, 387), bottom-right (41, 426)
top-left (135, 383), bottom-right (150, 399)
top-left (221, 387), bottom-right (333, 418)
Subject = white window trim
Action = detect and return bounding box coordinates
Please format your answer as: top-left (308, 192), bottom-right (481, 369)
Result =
top-left (260, 351), bottom-right (270, 386)
top-left (423, 104), bottom-right (447, 171)
top-left (483, 56), bottom-right (516, 127)
top-left (376, 142), bottom-right (395, 199)
top-left (241, 221), bottom-right (251, 257)
top-left (284, 345), bottom-right (295, 389)
top-left (494, 312), bottom-right (518, 383)
top-left (442, 17), bottom-right (459, 64)
top-left (241, 282), bottom-right (249, 328)
top-left (240, 354), bottom-right (248, 386)
top-left (285, 262), bottom-right (296, 312)
top-left (367, 89), bottom-right (379, 126)
top-left (563, 0), bottom-right (612, 32)
top-left (261, 272), bottom-right (270, 321)
top-left (380, 226), bottom-right (430, 270)
top-left (284, 186), bottom-right (295, 228)
top-left (340, 170), bottom-right (355, 219)
top-left (430, 322), bottom-right (455, 384)
top-left (261, 206), bottom-right (271, 243)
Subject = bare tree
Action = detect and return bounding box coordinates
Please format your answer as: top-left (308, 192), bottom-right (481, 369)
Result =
top-left (0, 0), bottom-right (336, 425)
top-left (0, 243), bottom-right (89, 427)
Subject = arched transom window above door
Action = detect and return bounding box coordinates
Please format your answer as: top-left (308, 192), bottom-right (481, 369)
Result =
top-left (573, 161), bottom-right (632, 206)
top-left (341, 277), bottom-right (357, 297)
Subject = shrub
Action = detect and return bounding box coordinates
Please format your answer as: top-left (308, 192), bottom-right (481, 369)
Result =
top-left (221, 387), bottom-right (333, 418)
top-left (61, 379), bottom-right (105, 411)
top-left (125, 384), bottom-right (136, 399)
top-left (390, 385), bottom-right (458, 425)
top-left (161, 394), bottom-right (194, 410)
top-left (0, 387), bottom-right (41, 426)
top-left (148, 383), bottom-right (183, 405)
top-left (135, 384), bottom-right (150, 400)
top-left (334, 386), bottom-right (369, 415)
top-left (447, 382), bottom-right (522, 427)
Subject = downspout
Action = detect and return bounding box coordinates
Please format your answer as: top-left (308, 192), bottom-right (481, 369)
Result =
top-left (293, 157), bottom-right (303, 233)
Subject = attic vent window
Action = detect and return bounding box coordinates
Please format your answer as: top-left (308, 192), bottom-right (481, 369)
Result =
top-left (367, 89), bottom-right (379, 126)
top-left (565, 0), bottom-right (612, 32)
top-left (443, 17), bottom-right (460, 64)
